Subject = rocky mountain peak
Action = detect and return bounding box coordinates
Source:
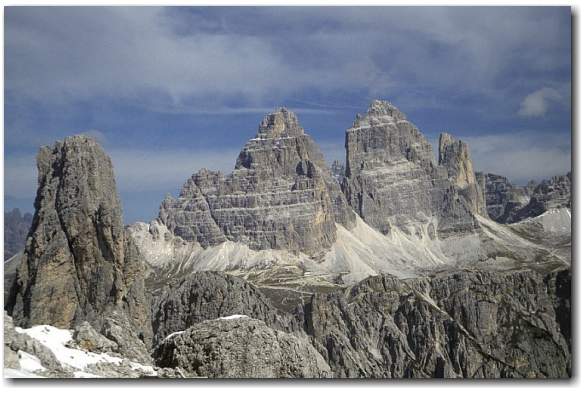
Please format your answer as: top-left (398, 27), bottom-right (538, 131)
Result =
top-left (257, 107), bottom-right (304, 139)
top-left (343, 101), bottom-right (485, 235)
top-left (352, 99), bottom-right (408, 129)
top-left (159, 108), bottom-right (355, 257)
top-left (6, 134), bottom-right (152, 356)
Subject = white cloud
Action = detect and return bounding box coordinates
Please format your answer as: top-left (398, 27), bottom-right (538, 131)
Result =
top-left (518, 87), bottom-right (563, 117)
top-left (5, 7), bottom-right (570, 112)
top-left (463, 131), bottom-right (571, 184)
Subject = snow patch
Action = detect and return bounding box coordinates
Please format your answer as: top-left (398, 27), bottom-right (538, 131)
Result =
top-left (17, 350), bottom-right (46, 374)
top-left (164, 330), bottom-right (186, 341)
top-left (218, 314), bottom-right (248, 320)
top-left (15, 325), bottom-right (123, 370)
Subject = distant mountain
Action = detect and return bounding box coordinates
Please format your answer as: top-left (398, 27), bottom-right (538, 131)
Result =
top-left (3, 208), bottom-right (32, 260)
top-left (480, 172), bottom-right (571, 224)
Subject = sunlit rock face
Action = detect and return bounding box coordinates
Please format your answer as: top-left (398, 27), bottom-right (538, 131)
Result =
top-left (438, 132), bottom-right (487, 216)
top-left (342, 100), bottom-right (481, 238)
top-left (159, 108), bottom-right (355, 258)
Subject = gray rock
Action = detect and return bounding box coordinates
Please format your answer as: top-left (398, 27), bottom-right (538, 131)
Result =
top-left (330, 160), bottom-right (345, 184)
top-left (4, 312), bottom-right (66, 375)
top-left (150, 271), bottom-right (300, 346)
top-left (301, 268), bottom-right (571, 378)
top-left (153, 317), bottom-right (332, 378)
top-left (159, 108), bottom-right (355, 258)
top-left (512, 173), bottom-right (571, 222)
top-left (342, 100), bottom-right (480, 237)
top-left (481, 173), bottom-right (532, 223)
top-left (72, 321), bottom-right (118, 354)
top-left (5, 135), bottom-right (152, 358)
top-left (439, 133), bottom-right (486, 216)
top-left (4, 312), bottom-right (157, 378)
top-left (481, 172), bottom-right (571, 224)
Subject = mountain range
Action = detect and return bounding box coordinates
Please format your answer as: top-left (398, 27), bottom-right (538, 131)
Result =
top-left (3, 100), bottom-right (571, 378)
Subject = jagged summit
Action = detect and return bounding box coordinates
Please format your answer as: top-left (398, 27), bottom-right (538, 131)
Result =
top-left (344, 101), bottom-right (483, 235)
top-left (351, 99), bottom-right (408, 129)
top-left (257, 107), bottom-right (304, 139)
top-left (159, 108), bottom-right (355, 257)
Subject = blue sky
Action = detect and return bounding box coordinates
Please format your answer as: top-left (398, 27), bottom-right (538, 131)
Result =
top-left (4, 6), bottom-right (571, 223)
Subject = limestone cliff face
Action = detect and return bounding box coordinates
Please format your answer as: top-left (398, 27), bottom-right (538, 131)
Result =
top-left (159, 108), bottom-right (355, 257)
top-left (342, 100), bottom-right (480, 237)
top-left (6, 136), bottom-right (152, 351)
top-left (438, 132), bottom-right (487, 216)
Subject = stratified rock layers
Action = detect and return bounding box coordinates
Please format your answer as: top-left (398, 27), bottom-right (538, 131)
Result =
top-left (342, 100), bottom-right (481, 237)
top-left (6, 136), bottom-right (152, 349)
top-left (159, 108), bottom-right (355, 257)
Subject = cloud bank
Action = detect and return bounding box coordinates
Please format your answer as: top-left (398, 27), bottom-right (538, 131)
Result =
top-left (4, 7), bottom-right (571, 221)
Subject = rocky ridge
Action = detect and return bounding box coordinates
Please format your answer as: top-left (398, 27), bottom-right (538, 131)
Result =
top-left (300, 268), bottom-right (571, 378)
top-left (513, 172), bottom-right (572, 222)
top-left (150, 271), bottom-right (301, 344)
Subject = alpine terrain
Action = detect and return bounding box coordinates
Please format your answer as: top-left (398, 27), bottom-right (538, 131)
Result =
top-left (4, 101), bottom-right (571, 378)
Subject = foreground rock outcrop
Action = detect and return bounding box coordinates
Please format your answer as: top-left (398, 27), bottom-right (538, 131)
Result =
top-left (301, 268), bottom-right (571, 378)
top-left (151, 272), bottom-right (300, 345)
top-left (159, 108), bottom-right (355, 258)
top-left (153, 316), bottom-right (332, 378)
top-left (4, 312), bottom-right (163, 378)
top-left (5, 135), bottom-right (152, 360)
